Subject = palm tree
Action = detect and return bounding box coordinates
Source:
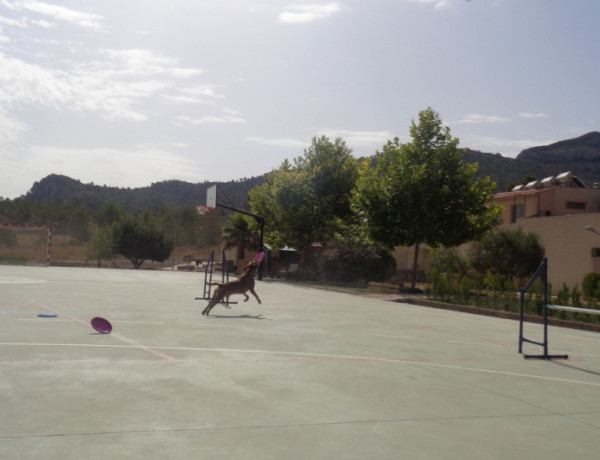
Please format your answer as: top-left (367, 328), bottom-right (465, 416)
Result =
top-left (222, 213), bottom-right (257, 263)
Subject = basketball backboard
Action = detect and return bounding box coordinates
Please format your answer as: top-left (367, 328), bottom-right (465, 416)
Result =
top-left (206, 185), bottom-right (217, 209)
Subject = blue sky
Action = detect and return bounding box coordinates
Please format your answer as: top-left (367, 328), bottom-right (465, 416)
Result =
top-left (0, 0), bottom-right (598, 199)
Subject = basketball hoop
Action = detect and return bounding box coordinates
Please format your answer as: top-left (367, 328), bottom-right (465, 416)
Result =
top-left (196, 205), bottom-right (214, 215)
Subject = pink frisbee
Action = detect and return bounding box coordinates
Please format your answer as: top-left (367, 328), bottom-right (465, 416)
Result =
top-left (255, 252), bottom-right (265, 264)
top-left (91, 317), bottom-right (112, 334)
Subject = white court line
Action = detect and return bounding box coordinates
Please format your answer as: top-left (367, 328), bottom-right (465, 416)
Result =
top-left (195, 323), bottom-right (245, 328)
top-left (0, 279), bottom-right (47, 284)
top-left (365, 333), bottom-right (407, 339)
top-left (28, 300), bottom-right (177, 362)
top-left (18, 319), bottom-right (74, 322)
top-left (1, 342), bottom-right (599, 388)
top-left (112, 321), bottom-right (164, 325)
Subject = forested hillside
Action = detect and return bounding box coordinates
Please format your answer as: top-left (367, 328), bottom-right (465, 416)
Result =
top-left (2, 131), bottom-right (599, 269)
top-left (16, 132), bottom-right (600, 213)
top-left (21, 174), bottom-right (266, 213)
top-left (2, 131), bottom-right (600, 228)
top-left (466, 131), bottom-right (600, 190)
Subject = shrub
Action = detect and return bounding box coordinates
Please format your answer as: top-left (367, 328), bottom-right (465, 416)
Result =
top-left (468, 228), bottom-right (544, 279)
top-left (556, 282), bottom-right (571, 305)
top-left (571, 284), bottom-right (582, 307)
top-left (582, 272), bottom-right (600, 298)
top-left (429, 269), bottom-right (452, 300)
top-left (426, 248), bottom-right (469, 278)
top-left (458, 275), bottom-right (471, 303)
top-left (317, 242), bottom-right (396, 284)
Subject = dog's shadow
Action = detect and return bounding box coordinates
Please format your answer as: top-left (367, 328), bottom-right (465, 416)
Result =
top-left (209, 314), bottom-right (271, 321)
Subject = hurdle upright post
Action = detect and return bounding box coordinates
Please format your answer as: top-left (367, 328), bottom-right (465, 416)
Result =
top-left (195, 250), bottom-right (215, 301)
top-left (518, 258), bottom-right (569, 360)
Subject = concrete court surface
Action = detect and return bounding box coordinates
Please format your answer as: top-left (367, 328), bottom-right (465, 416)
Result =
top-left (1, 265), bottom-right (599, 460)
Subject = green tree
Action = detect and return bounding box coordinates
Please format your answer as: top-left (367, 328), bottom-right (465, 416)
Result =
top-left (111, 216), bottom-right (174, 269)
top-left (582, 272), bottom-right (600, 298)
top-left (85, 224), bottom-right (117, 267)
top-left (222, 213), bottom-right (258, 261)
top-left (468, 227), bottom-right (545, 279)
top-left (249, 136), bottom-right (358, 251)
top-left (94, 202), bottom-right (127, 226)
top-left (353, 107), bottom-right (501, 288)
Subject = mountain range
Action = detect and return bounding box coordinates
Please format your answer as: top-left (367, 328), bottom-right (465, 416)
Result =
top-left (20, 131), bottom-right (600, 213)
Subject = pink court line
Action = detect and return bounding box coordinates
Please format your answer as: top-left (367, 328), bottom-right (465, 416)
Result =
top-left (29, 300), bottom-right (177, 362)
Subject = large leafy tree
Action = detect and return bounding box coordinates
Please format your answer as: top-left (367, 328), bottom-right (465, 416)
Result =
top-left (353, 107), bottom-right (501, 287)
top-left (111, 215), bottom-right (174, 269)
top-left (249, 136), bottom-right (358, 251)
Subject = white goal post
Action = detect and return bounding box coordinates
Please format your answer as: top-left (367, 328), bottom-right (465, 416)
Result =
top-left (0, 224), bottom-right (52, 266)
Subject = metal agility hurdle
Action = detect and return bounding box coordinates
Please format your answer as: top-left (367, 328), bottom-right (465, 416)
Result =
top-left (195, 249), bottom-right (236, 308)
top-left (518, 258), bottom-right (600, 359)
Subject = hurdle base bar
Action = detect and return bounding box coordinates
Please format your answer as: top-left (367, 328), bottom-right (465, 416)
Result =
top-left (523, 354), bottom-right (569, 360)
top-left (519, 336), bottom-right (569, 360)
top-left (524, 303), bottom-right (600, 360)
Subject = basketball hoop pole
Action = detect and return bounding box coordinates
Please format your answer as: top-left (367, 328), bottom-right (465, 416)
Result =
top-left (214, 202), bottom-right (265, 280)
top-left (206, 184), bottom-right (265, 279)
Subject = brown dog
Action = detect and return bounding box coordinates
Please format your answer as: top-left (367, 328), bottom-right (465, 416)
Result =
top-left (202, 259), bottom-right (261, 316)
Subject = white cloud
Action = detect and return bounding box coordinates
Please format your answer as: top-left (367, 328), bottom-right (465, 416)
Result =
top-left (30, 18), bottom-right (53, 28)
top-left (246, 136), bottom-right (307, 148)
top-left (518, 112), bottom-right (549, 119)
top-left (2, 0), bottom-right (104, 29)
top-left (279, 2), bottom-right (344, 24)
top-left (24, 144), bottom-right (205, 187)
top-left (175, 110), bottom-right (246, 125)
top-left (0, 52), bottom-right (72, 107)
top-left (0, 47), bottom-right (207, 123)
top-left (162, 95), bottom-right (213, 105)
top-left (100, 49), bottom-right (203, 80)
top-left (455, 114), bottom-right (510, 124)
top-left (0, 108), bottom-right (29, 145)
top-left (406, 0), bottom-right (452, 9)
top-left (319, 129), bottom-right (395, 147)
top-left (181, 85), bottom-right (223, 99)
top-left (0, 13), bottom-right (27, 28)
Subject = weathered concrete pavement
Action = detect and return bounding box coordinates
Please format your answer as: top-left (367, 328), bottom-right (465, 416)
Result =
top-left (1, 265), bottom-right (599, 459)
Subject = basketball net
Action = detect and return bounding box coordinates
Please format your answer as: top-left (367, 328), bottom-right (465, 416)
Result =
top-left (196, 205), bottom-right (214, 215)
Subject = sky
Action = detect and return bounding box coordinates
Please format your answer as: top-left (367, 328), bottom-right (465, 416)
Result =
top-left (0, 0), bottom-right (598, 199)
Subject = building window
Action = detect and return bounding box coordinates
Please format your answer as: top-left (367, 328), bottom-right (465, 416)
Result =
top-left (592, 248), bottom-right (600, 258)
top-left (510, 204), bottom-right (524, 223)
top-left (566, 201), bottom-right (586, 210)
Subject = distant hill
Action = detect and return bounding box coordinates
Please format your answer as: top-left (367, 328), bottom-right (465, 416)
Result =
top-left (22, 174), bottom-right (267, 213)
top-left (468, 131), bottom-right (600, 190)
top-left (20, 132), bottom-right (600, 212)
